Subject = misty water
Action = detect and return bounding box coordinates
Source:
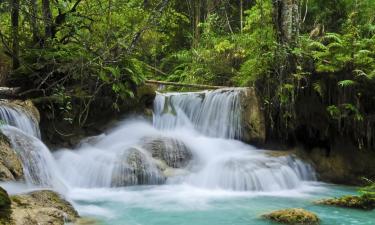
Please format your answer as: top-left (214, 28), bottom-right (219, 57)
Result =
top-left (0, 89), bottom-right (374, 225)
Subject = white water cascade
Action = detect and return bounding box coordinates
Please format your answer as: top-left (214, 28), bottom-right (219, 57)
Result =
top-left (0, 104), bottom-right (40, 138)
top-left (153, 89), bottom-right (244, 139)
top-left (0, 88), bottom-right (316, 193)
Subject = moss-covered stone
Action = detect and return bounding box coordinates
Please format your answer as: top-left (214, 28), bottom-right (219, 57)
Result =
top-left (0, 187), bottom-right (12, 225)
top-left (0, 133), bottom-right (23, 182)
top-left (296, 139), bottom-right (375, 185)
top-left (0, 100), bottom-right (40, 124)
top-left (315, 195), bottom-right (375, 210)
top-left (240, 88), bottom-right (266, 145)
top-left (10, 190), bottom-right (79, 225)
top-left (262, 208), bottom-right (319, 225)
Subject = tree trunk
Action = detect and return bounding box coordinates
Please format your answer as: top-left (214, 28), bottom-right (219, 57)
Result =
top-left (273, 0), bottom-right (300, 46)
top-left (42, 0), bottom-right (53, 39)
top-left (29, 0), bottom-right (40, 44)
top-left (192, 0), bottom-right (201, 48)
top-left (11, 0), bottom-right (20, 70)
top-left (240, 0), bottom-right (243, 33)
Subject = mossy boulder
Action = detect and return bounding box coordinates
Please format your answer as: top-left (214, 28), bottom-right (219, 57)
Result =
top-left (10, 190), bottom-right (79, 225)
top-left (141, 136), bottom-right (192, 168)
top-left (239, 88), bottom-right (266, 145)
top-left (136, 84), bottom-right (157, 109)
top-left (262, 208), bottom-right (319, 225)
top-left (0, 187), bottom-right (12, 225)
top-left (0, 133), bottom-right (23, 182)
top-left (0, 100), bottom-right (40, 124)
top-left (111, 148), bottom-right (166, 186)
top-left (315, 195), bottom-right (375, 210)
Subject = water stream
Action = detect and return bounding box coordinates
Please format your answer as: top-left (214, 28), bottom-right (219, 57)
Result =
top-left (0, 89), bottom-right (373, 225)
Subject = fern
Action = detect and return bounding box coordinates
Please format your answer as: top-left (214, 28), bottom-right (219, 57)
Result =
top-left (338, 80), bottom-right (356, 87)
top-left (313, 81), bottom-right (324, 97)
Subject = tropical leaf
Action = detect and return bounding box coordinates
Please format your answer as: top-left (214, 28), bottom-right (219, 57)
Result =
top-left (338, 80), bottom-right (356, 87)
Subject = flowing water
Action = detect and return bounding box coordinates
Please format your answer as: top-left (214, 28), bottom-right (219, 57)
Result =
top-left (0, 103), bottom-right (40, 138)
top-left (0, 90), bottom-right (373, 225)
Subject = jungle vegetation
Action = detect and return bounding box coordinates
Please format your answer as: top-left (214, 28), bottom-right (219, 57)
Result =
top-left (0, 0), bottom-right (374, 151)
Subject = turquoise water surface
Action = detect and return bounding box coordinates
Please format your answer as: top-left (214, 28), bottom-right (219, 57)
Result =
top-left (69, 182), bottom-right (375, 225)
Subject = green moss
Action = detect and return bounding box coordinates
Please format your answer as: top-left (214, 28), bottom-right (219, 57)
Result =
top-left (0, 187), bottom-right (11, 225)
top-left (316, 195), bottom-right (375, 210)
top-left (262, 208), bottom-right (320, 225)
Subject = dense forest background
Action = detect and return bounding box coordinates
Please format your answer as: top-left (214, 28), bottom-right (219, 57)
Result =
top-left (0, 0), bottom-right (375, 155)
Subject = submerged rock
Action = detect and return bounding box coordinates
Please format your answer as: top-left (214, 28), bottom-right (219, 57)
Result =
top-left (262, 208), bottom-right (319, 225)
top-left (142, 137), bottom-right (192, 168)
top-left (0, 133), bottom-right (23, 182)
top-left (10, 190), bottom-right (79, 225)
top-left (315, 195), bottom-right (375, 210)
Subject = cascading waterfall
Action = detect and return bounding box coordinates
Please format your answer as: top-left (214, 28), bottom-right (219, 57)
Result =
top-left (0, 126), bottom-right (66, 191)
top-left (0, 104), bottom-right (40, 138)
top-left (0, 88), bottom-right (316, 194)
top-left (153, 89), bottom-right (244, 139)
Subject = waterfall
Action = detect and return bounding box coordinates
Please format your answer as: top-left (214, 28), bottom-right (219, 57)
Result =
top-left (183, 152), bottom-right (316, 191)
top-left (0, 126), bottom-right (66, 191)
top-left (0, 88), bottom-right (317, 193)
top-left (0, 104), bottom-right (40, 138)
top-left (153, 89), bottom-right (244, 139)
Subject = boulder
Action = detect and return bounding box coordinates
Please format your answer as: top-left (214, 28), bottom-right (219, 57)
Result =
top-left (136, 84), bottom-right (157, 109)
top-left (111, 148), bottom-right (165, 186)
top-left (239, 88), bottom-right (265, 145)
top-left (10, 190), bottom-right (79, 225)
top-left (262, 208), bottom-right (319, 225)
top-left (111, 137), bottom-right (192, 187)
top-left (315, 195), bottom-right (375, 210)
top-left (0, 187), bottom-right (12, 225)
top-left (0, 133), bottom-right (23, 182)
top-left (142, 137), bottom-right (192, 168)
top-left (297, 144), bottom-right (375, 185)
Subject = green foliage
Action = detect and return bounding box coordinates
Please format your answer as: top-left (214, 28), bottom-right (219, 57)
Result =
top-left (235, 0), bottom-right (277, 86)
top-left (0, 0), bottom-right (374, 150)
top-left (360, 178), bottom-right (375, 196)
top-left (338, 80), bottom-right (356, 88)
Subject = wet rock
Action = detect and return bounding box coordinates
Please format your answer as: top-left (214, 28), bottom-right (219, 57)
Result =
top-left (11, 100), bottom-right (40, 124)
top-left (0, 133), bottom-right (23, 181)
top-left (111, 137), bottom-right (192, 186)
top-left (77, 134), bottom-right (106, 147)
top-left (239, 88), bottom-right (265, 145)
top-left (142, 137), bottom-right (192, 168)
top-left (297, 144), bottom-right (375, 185)
top-left (74, 217), bottom-right (100, 225)
top-left (136, 84), bottom-right (157, 109)
top-left (315, 195), bottom-right (375, 210)
top-left (10, 190), bottom-right (79, 225)
top-left (0, 187), bottom-right (12, 225)
top-left (111, 148), bottom-right (165, 186)
top-left (262, 208), bottom-right (319, 225)
top-left (0, 100), bottom-right (40, 124)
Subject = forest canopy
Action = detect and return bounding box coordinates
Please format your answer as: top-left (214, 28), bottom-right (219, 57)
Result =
top-left (0, 0), bottom-right (375, 150)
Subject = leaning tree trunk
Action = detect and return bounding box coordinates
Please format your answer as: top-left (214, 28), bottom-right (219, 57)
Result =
top-left (11, 0), bottom-right (20, 70)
